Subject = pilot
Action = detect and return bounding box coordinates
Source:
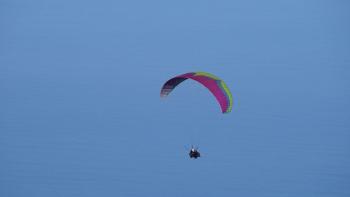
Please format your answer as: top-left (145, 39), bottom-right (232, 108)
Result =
top-left (189, 147), bottom-right (200, 159)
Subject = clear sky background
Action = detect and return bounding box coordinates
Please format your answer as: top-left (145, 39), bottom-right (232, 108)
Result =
top-left (1, 0), bottom-right (350, 196)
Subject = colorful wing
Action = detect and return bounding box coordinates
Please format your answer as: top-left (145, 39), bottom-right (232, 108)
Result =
top-left (160, 72), bottom-right (233, 113)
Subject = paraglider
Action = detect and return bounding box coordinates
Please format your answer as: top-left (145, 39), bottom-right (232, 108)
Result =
top-left (160, 71), bottom-right (233, 159)
top-left (160, 72), bottom-right (233, 113)
top-left (189, 146), bottom-right (200, 159)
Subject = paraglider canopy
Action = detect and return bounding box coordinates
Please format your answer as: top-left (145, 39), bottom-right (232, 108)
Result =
top-left (160, 72), bottom-right (233, 113)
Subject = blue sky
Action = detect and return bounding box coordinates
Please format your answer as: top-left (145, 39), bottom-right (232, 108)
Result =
top-left (1, 0), bottom-right (350, 196)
